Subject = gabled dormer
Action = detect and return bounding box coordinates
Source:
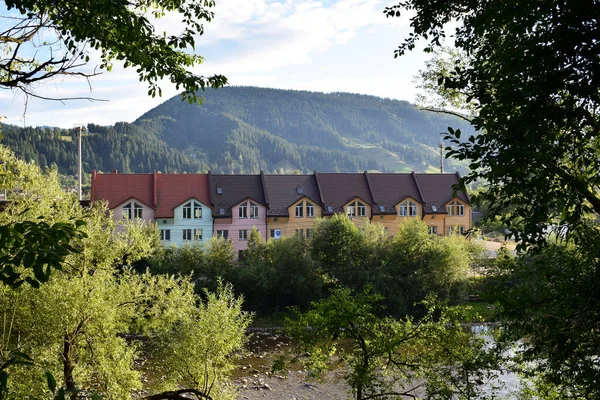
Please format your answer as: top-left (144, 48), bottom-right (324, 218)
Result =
top-left (173, 197), bottom-right (212, 225)
top-left (395, 196), bottom-right (422, 218)
top-left (343, 197), bottom-right (371, 219)
top-left (115, 197), bottom-right (154, 221)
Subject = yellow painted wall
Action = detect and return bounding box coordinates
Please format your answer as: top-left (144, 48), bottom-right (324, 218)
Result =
top-left (444, 198), bottom-right (472, 234)
top-left (375, 197), bottom-right (423, 237)
top-left (422, 214), bottom-right (445, 236)
top-left (343, 197), bottom-right (371, 228)
top-left (267, 198), bottom-right (321, 240)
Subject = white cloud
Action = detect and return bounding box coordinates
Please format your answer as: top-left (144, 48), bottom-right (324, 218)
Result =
top-left (1, 0), bottom-right (425, 128)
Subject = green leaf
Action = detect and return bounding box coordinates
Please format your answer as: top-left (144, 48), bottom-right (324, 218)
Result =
top-left (46, 371), bottom-right (57, 392)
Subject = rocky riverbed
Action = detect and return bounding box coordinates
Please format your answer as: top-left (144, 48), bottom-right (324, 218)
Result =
top-left (233, 329), bottom-right (350, 400)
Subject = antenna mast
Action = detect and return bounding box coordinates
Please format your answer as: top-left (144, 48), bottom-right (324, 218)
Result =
top-left (74, 124), bottom-right (86, 200)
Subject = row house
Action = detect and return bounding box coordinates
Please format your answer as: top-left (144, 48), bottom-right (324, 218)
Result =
top-left (91, 171), bottom-right (213, 247)
top-left (262, 174), bottom-right (323, 240)
top-left (209, 174), bottom-right (268, 252)
top-left (91, 170), bottom-right (471, 249)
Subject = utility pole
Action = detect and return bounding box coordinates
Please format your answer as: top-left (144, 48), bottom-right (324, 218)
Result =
top-left (439, 137), bottom-right (444, 173)
top-left (74, 124), bottom-right (86, 200)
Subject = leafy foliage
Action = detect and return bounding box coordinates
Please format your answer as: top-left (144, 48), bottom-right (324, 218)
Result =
top-left (311, 215), bottom-right (483, 316)
top-left (388, 1), bottom-right (600, 396)
top-left (1, 0), bottom-right (226, 102)
top-left (0, 145), bottom-right (251, 399)
top-left (287, 287), bottom-right (500, 400)
top-left (386, 0), bottom-right (600, 245)
top-left (489, 225), bottom-right (600, 398)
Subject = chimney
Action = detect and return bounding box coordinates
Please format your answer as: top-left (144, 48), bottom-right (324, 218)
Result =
top-left (113, 169), bottom-right (118, 174)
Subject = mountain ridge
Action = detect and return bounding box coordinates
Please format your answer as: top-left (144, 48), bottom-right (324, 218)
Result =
top-left (0, 86), bottom-right (473, 180)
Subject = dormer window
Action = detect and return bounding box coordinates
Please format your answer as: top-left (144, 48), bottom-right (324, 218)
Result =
top-left (306, 203), bottom-right (314, 218)
top-left (295, 202), bottom-right (303, 218)
top-left (216, 185), bottom-right (223, 195)
top-left (219, 208), bottom-right (225, 216)
top-left (357, 202), bottom-right (366, 217)
top-left (347, 204), bottom-right (355, 217)
top-left (379, 205), bottom-right (385, 213)
top-left (123, 202), bottom-right (143, 219)
top-left (239, 203), bottom-right (248, 218)
top-left (447, 201), bottom-right (464, 216)
top-left (296, 186), bottom-right (303, 195)
top-left (327, 205), bottom-right (333, 213)
top-left (183, 201), bottom-right (202, 219)
top-left (399, 201), bottom-right (418, 217)
top-left (250, 202), bottom-right (259, 218)
top-left (347, 200), bottom-right (366, 217)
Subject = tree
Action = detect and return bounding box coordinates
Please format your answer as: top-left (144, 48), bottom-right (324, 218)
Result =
top-left (386, 1), bottom-right (600, 395)
top-left (489, 226), bottom-right (600, 398)
top-left (386, 0), bottom-right (600, 246)
top-left (1, 0), bottom-right (226, 103)
top-left (0, 146), bottom-right (251, 399)
top-left (287, 287), bottom-right (500, 400)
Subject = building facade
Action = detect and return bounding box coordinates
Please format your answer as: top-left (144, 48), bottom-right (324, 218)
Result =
top-left (90, 170), bottom-right (472, 247)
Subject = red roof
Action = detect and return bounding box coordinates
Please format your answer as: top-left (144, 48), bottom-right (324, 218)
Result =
top-left (91, 172), bottom-right (211, 218)
top-left (155, 174), bottom-right (211, 218)
top-left (91, 172), bottom-right (154, 209)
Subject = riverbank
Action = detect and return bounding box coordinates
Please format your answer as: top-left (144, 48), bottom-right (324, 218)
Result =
top-left (233, 329), bottom-right (350, 399)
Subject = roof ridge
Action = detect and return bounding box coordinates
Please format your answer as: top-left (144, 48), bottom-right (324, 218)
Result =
top-left (314, 170), bottom-right (325, 206)
top-left (411, 171), bottom-right (426, 203)
top-left (364, 171), bottom-right (377, 204)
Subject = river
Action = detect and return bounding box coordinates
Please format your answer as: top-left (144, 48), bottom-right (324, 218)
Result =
top-left (233, 326), bottom-right (523, 400)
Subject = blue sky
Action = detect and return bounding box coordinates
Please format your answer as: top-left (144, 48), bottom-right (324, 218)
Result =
top-left (1, 0), bottom-right (429, 128)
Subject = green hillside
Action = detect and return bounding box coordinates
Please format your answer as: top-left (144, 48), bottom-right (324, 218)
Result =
top-left (0, 86), bottom-right (474, 175)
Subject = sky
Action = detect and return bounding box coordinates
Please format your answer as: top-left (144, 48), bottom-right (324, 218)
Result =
top-left (1, 0), bottom-right (430, 128)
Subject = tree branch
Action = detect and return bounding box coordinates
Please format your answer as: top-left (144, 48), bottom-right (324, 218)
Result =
top-left (419, 107), bottom-right (473, 123)
top-left (143, 389), bottom-right (213, 400)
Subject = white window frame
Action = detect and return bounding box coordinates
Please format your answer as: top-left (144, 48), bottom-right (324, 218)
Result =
top-left (357, 202), bottom-right (366, 217)
top-left (250, 202), bottom-right (259, 219)
top-left (458, 226), bottom-right (465, 234)
top-left (447, 204), bottom-right (455, 216)
top-left (409, 201), bottom-right (418, 217)
top-left (447, 226), bottom-right (454, 235)
top-left (428, 226), bottom-right (437, 235)
top-left (193, 202), bottom-right (202, 219)
top-left (239, 203), bottom-right (248, 219)
top-left (194, 228), bottom-right (203, 241)
top-left (347, 205), bottom-right (356, 217)
top-left (295, 203), bottom-right (303, 218)
top-left (122, 203), bottom-right (132, 220)
top-left (183, 229), bottom-right (192, 241)
top-left (295, 229), bottom-right (304, 237)
top-left (399, 203), bottom-right (407, 217)
top-left (457, 203), bottom-right (465, 216)
top-left (134, 203), bottom-right (143, 219)
top-left (160, 229), bottom-right (171, 241)
top-left (306, 228), bottom-right (312, 238)
top-left (306, 204), bottom-right (314, 218)
top-left (183, 202), bottom-right (192, 219)
top-left (239, 229), bottom-right (248, 240)
top-left (123, 201), bottom-right (143, 219)
top-left (216, 230), bottom-right (229, 239)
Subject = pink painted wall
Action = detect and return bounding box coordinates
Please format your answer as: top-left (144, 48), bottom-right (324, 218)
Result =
top-left (229, 199), bottom-right (267, 252)
top-left (112, 199), bottom-right (155, 223)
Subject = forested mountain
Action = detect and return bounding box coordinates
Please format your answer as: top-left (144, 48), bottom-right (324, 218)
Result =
top-left (1, 86), bottom-right (474, 177)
